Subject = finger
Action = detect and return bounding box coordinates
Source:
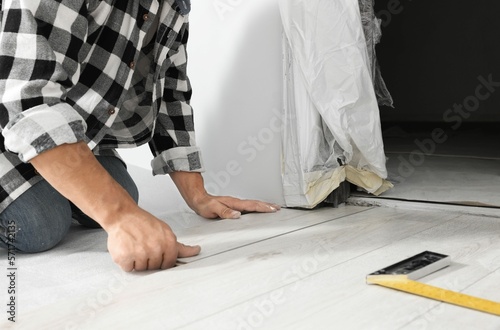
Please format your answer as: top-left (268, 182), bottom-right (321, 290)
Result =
top-left (111, 252), bottom-right (135, 272)
top-left (161, 246), bottom-right (179, 270)
top-left (119, 260), bottom-right (135, 272)
top-left (133, 258), bottom-right (149, 271)
top-left (147, 253), bottom-right (164, 270)
top-left (177, 242), bottom-right (201, 258)
top-left (218, 197), bottom-right (281, 213)
top-left (252, 202), bottom-right (281, 213)
top-left (219, 205), bottom-right (241, 219)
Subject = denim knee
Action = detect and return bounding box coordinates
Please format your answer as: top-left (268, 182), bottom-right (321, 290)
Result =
top-left (0, 181), bottom-right (72, 253)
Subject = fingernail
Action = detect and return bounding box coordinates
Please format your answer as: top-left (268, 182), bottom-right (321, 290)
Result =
top-left (230, 211), bottom-right (241, 219)
top-left (269, 206), bottom-right (277, 212)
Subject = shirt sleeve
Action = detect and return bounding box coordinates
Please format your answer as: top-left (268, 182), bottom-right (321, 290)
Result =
top-left (0, 1), bottom-right (87, 162)
top-left (149, 20), bottom-right (204, 175)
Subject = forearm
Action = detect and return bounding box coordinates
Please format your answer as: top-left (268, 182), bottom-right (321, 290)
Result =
top-left (29, 141), bottom-right (139, 230)
top-left (169, 171), bottom-right (207, 209)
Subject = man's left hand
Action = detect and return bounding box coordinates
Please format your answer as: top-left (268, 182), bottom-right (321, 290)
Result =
top-left (169, 171), bottom-right (281, 219)
top-left (189, 194), bottom-right (280, 219)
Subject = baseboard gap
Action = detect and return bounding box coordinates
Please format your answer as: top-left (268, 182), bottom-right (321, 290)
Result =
top-left (347, 196), bottom-right (500, 219)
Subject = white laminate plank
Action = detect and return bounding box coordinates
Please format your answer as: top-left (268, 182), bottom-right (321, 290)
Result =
top-left (172, 205), bottom-right (372, 262)
top-left (184, 214), bottom-right (500, 330)
top-left (6, 206), bottom-right (368, 316)
top-left (5, 207), bottom-right (461, 329)
top-left (403, 270), bottom-right (500, 329)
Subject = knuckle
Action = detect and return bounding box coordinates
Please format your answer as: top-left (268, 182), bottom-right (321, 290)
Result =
top-left (166, 232), bottom-right (177, 242)
top-left (220, 208), bottom-right (231, 217)
top-left (149, 245), bottom-right (163, 257)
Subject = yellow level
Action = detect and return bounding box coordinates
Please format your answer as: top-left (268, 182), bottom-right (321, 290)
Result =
top-left (367, 276), bottom-right (500, 317)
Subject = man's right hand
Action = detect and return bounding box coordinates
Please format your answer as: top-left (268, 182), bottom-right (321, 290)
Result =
top-left (30, 141), bottom-right (200, 271)
top-left (106, 208), bottom-right (200, 271)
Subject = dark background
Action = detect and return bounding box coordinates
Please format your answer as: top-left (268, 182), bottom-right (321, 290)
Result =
top-left (374, 0), bottom-right (500, 122)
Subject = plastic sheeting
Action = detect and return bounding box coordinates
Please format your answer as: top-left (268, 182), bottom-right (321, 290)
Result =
top-left (279, 0), bottom-right (393, 208)
top-left (358, 0), bottom-right (394, 107)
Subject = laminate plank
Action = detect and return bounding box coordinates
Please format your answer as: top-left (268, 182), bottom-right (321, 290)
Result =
top-left (185, 213), bottom-right (500, 330)
top-left (175, 206), bottom-right (373, 262)
top-left (3, 203), bottom-right (367, 315)
top-left (403, 271), bottom-right (500, 329)
top-left (4, 206), bottom-right (461, 329)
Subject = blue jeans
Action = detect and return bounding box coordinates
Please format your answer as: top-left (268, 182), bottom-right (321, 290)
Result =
top-left (0, 156), bottom-right (139, 253)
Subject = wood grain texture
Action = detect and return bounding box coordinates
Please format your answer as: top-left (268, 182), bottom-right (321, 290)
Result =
top-left (4, 205), bottom-right (500, 330)
top-left (186, 214), bottom-right (500, 330)
top-left (175, 206), bottom-right (372, 262)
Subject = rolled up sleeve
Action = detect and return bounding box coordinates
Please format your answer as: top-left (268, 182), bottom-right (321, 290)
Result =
top-left (0, 1), bottom-right (88, 162)
top-left (2, 104), bottom-right (87, 162)
top-left (149, 20), bottom-right (204, 175)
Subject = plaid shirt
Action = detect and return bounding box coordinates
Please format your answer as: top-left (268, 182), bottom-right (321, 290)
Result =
top-left (0, 0), bottom-right (203, 213)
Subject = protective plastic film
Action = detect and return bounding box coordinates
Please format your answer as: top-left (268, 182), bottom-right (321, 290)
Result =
top-left (359, 0), bottom-right (394, 107)
top-left (279, 0), bottom-right (392, 208)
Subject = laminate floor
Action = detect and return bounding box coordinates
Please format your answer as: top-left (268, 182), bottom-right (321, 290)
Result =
top-left (354, 123), bottom-right (500, 207)
top-left (2, 190), bottom-right (500, 329)
top-left (371, 153), bottom-right (500, 207)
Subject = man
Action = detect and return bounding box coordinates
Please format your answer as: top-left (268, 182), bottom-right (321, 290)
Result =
top-left (0, 0), bottom-right (280, 271)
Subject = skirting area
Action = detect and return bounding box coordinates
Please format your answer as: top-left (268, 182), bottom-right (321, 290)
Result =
top-left (355, 123), bottom-right (500, 208)
top-left (374, 153), bottom-right (500, 207)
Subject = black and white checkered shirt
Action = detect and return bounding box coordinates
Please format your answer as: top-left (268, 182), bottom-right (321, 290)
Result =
top-left (0, 0), bottom-right (203, 213)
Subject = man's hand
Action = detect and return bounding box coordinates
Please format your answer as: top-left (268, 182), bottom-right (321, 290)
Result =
top-left (30, 142), bottom-right (200, 271)
top-left (169, 171), bottom-right (281, 220)
top-left (190, 194), bottom-right (280, 219)
top-left (106, 208), bottom-right (200, 271)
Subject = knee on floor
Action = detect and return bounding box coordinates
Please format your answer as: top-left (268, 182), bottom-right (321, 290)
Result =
top-left (9, 207), bottom-right (73, 253)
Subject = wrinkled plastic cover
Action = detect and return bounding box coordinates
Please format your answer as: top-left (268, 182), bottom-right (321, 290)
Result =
top-left (359, 0), bottom-right (394, 107)
top-left (279, 0), bottom-right (392, 208)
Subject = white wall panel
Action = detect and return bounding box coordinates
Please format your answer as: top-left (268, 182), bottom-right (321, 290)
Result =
top-left (188, 0), bottom-right (285, 204)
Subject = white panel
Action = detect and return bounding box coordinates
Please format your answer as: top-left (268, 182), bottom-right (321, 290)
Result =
top-left (188, 0), bottom-right (285, 204)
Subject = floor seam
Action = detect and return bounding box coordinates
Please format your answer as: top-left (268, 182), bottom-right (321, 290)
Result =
top-left (184, 207), bottom-right (375, 264)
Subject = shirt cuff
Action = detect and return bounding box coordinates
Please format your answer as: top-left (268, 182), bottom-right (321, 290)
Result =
top-left (151, 146), bottom-right (204, 175)
top-left (2, 103), bottom-right (87, 162)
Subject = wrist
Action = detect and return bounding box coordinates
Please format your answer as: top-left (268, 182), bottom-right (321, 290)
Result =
top-left (84, 179), bottom-right (142, 231)
top-left (169, 171), bottom-right (208, 207)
